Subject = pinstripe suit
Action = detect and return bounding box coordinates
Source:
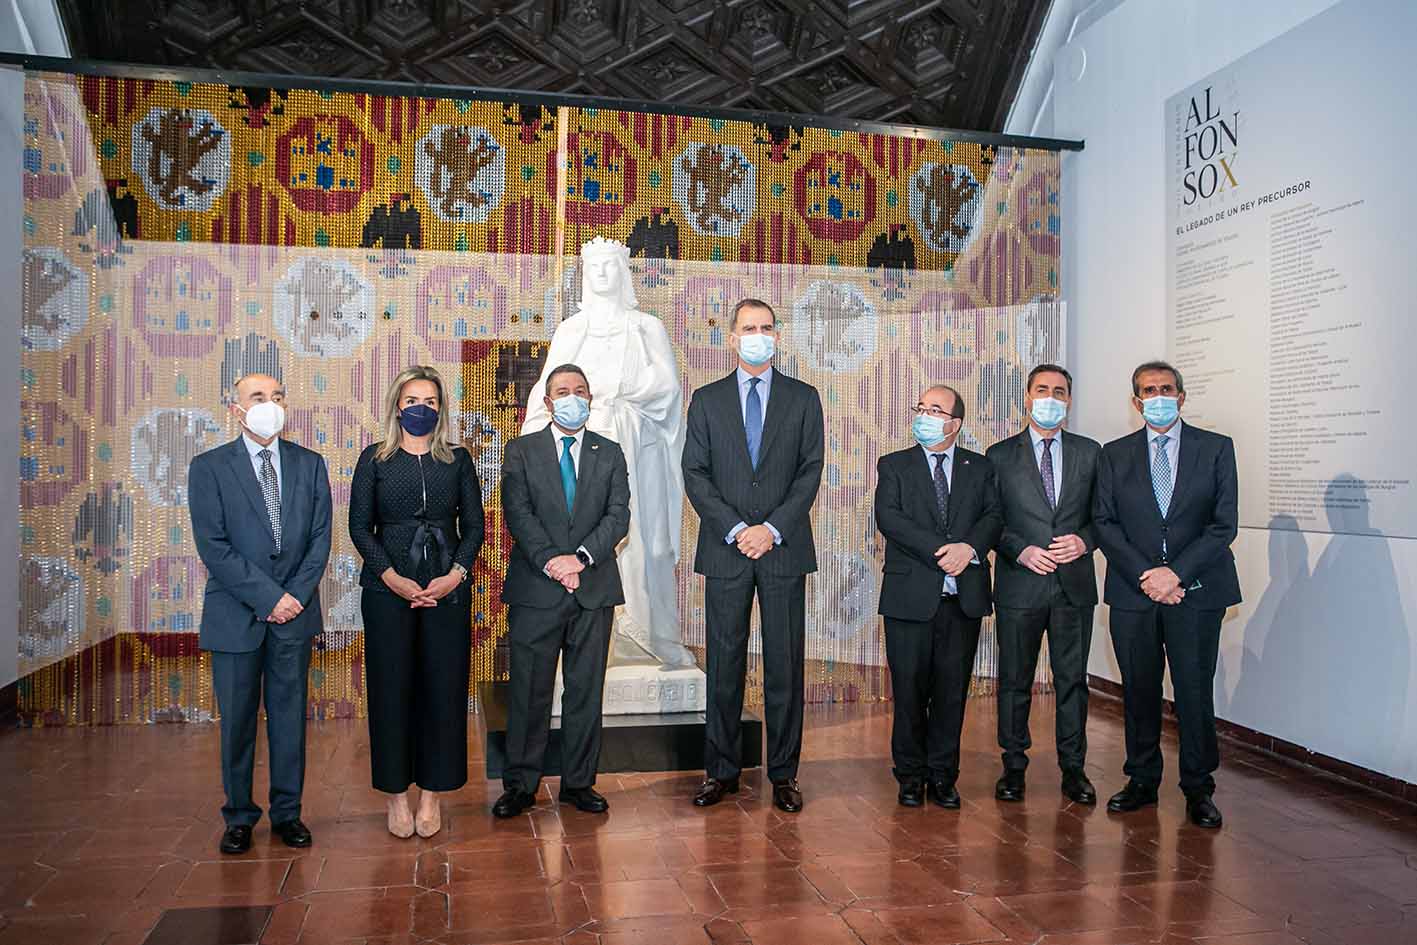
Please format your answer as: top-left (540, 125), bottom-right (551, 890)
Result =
top-left (683, 368), bottom-right (824, 781)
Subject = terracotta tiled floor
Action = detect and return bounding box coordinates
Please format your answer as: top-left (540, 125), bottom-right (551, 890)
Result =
top-left (1, 697), bottom-right (1415, 945)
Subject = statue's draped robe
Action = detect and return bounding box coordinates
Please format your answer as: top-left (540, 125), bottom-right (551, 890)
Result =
top-left (522, 304), bottom-right (696, 666)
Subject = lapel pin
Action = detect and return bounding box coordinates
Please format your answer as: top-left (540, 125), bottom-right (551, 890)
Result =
top-left (591, 444), bottom-right (599, 450)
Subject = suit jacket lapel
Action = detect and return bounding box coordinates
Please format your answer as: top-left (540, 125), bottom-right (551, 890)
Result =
top-left (946, 449), bottom-right (969, 532)
top-left (722, 373), bottom-right (755, 471)
top-left (226, 438), bottom-right (276, 543)
top-left (754, 372), bottom-right (790, 470)
top-left (912, 449), bottom-right (947, 531)
top-left (530, 425), bottom-right (564, 519)
top-left (1134, 430), bottom-right (1165, 526)
top-left (279, 442), bottom-right (297, 529)
top-left (1054, 430), bottom-right (1072, 509)
top-left (1018, 431), bottom-right (1052, 512)
top-left (571, 432), bottom-right (600, 523)
top-left (1166, 427), bottom-right (1201, 520)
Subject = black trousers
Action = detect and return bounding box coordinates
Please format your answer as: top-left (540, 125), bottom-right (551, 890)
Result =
top-left (362, 588), bottom-right (472, 794)
top-left (883, 596), bottom-right (980, 784)
top-left (704, 567), bottom-right (806, 782)
top-left (503, 595), bottom-right (613, 793)
top-left (210, 632), bottom-right (312, 827)
top-left (996, 596), bottom-right (1094, 774)
top-left (1109, 604), bottom-right (1223, 796)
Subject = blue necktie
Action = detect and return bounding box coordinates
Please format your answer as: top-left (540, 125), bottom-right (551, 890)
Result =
top-left (560, 435), bottom-right (576, 516)
top-left (745, 377), bottom-right (762, 468)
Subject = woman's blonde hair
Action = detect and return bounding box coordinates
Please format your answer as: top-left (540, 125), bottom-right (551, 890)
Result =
top-left (374, 365), bottom-right (458, 464)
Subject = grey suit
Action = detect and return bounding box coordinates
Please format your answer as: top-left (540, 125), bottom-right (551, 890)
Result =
top-left (500, 425), bottom-right (630, 792)
top-left (986, 428), bottom-right (1100, 774)
top-left (683, 369), bottom-right (824, 781)
top-left (189, 436), bottom-right (332, 827)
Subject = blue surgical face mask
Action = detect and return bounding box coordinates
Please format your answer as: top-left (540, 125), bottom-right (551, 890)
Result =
top-left (1140, 395), bottom-right (1179, 428)
top-left (737, 332), bottom-right (775, 366)
top-left (398, 404), bottom-right (438, 437)
top-left (1030, 396), bottom-right (1067, 430)
top-left (912, 413), bottom-right (951, 447)
top-left (551, 394), bottom-right (590, 430)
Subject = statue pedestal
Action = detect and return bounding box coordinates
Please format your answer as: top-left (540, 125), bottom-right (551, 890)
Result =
top-left (553, 664), bottom-right (708, 717)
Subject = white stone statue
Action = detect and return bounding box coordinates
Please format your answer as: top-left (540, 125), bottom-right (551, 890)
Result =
top-left (523, 237), bottom-right (698, 671)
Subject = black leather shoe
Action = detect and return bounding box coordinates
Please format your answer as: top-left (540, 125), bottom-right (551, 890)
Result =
top-left (492, 789), bottom-right (536, 818)
top-left (927, 779), bottom-right (961, 809)
top-left (219, 825), bottom-right (252, 855)
top-left (772, 778), bottom-right (804, 813)
top-left (1107, 780), bottom-right (1159, 812)
top-left (272, 819), bottom-right (312, 848)
top-left (994, 771), bottom-right (1026, 802)
top-left (558, 786), bottom-right (609, 813)
top-left (1061, 770), bottom-right (1098, 805)
top-left (898, 779), bottom-right (925, 807)
top-left (693, 777), bottom-right (740, 807)
top-left (1186, 794), bottom-right (1224, 828)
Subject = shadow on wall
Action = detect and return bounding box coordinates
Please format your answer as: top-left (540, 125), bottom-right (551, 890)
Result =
top-left (1220, 475), bottom-right (1410, 772)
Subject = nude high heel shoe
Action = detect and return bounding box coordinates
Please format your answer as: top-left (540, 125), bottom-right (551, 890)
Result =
top-left (415, 791), bottom-right (441, 838)
top-left (387, 793), bottom-right (415, 839)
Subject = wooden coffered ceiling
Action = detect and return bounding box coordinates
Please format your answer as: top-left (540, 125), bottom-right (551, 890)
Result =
top-left (57, 0), bottom-right (1051, 131)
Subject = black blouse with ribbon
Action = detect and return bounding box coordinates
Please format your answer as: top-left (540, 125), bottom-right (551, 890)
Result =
top-left (349, 443), bottom-right (485, 594)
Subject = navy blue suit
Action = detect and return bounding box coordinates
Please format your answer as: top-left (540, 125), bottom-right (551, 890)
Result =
top-left (189, 436), bottom-right (332, 827)
top-left (1094, 421), bottom-right (1240, 796)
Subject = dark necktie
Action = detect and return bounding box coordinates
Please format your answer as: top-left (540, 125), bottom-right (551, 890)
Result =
top-left (257, 448), bottom-right (281, 553)
top-left (560, 435), bottom-right (577, 516)
top-left (932, 451), bottom-right (950, 523)
top-left (1040, 437), bottom-right (1057, 509)
top-left (745, 377), bottom-right (763, 468)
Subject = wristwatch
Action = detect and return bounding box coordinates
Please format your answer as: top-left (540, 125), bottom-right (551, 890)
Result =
top-left (575, 548), bottom-right (592, 567)
top-left (452, 562), bottom-right (469, 583)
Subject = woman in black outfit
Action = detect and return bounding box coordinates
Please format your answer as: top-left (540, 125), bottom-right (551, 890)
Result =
top-left (349, 365), bottom-right (484, 839)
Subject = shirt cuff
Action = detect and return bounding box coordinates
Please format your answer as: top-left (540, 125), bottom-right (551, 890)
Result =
top-left (725, 522), bottom-right (747, 544)
top-left (577, 545), bottom-right (594, 566)
top-left (764, 522), bottom-right (782, 545)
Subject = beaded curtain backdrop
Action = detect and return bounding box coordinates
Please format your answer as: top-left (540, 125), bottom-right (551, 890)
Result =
top-left (18, 70), bottom-right (1063, 724)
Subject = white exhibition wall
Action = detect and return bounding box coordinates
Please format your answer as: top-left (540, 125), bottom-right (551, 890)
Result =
top-left (1029, 0), bottom-right (1416, 783)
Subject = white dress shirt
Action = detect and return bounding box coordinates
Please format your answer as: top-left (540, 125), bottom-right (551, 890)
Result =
top-left (726, 365), bottom-right (781, 546)
top-left (242, 433), bottom-right (282, 494)
top-left (1029, 425), bottom-right (1063, 502)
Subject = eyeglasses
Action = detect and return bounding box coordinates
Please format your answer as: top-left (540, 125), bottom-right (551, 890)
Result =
top-left (911, 405), bottom-right (959, 419)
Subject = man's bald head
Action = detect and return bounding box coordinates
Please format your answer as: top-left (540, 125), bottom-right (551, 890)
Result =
top-left (231, 373), bottom-right (285, 410)
top-left (919, 384), bottom-right (964, 421)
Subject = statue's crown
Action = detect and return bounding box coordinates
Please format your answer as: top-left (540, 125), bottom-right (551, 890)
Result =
top-left (581, 235), bottom-right (630, 259)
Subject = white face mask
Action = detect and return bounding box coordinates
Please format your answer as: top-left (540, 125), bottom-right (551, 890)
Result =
top-left (239, 401), bottom-right (286, 440)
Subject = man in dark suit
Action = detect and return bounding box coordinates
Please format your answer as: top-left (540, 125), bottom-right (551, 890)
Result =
top-left (683, 298), bottom-right (824, 813)
top-left (986, 364), bottom-right (1100, 805)
top-left (494, 363), bottom-right (631, 818)
top-left (188, 373), bottom-right (332, 855)
top-left (874, 384), bottom-right (1001, 808)
top-left (1094, 360), bottom-right (1240, 828)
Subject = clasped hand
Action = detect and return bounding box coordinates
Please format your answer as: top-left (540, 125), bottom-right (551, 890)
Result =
top-left (735, 524), bottom-right (776, 560)
top-left (934, 542), bottom-right (974, 576)
top-left (1018, 534), bottom-right (1087, 575)
top-left (1140, 566), bottom-right (1185, 605)
top-left (383, 568), bottom-right (462, 608)
top-left (545, 554), bottom-right (585, 593)
top-left (266, 592), bottom-right (303, 624)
